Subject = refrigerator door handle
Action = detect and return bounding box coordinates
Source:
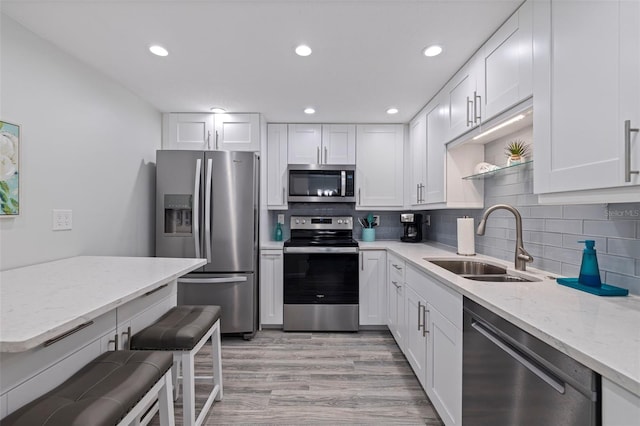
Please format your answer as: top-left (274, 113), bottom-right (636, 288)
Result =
top-left (204, 158), bottom-right (213, 263)
top-left (178, 276), bottom-right (248, 284)
top-left (193, 158), bottom-right (202, 259)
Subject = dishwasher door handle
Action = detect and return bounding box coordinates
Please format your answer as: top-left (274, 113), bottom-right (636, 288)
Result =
top-left (179, 276), bottom-right (248, 284)
top-left (471, 320), bottom-right (566, 394)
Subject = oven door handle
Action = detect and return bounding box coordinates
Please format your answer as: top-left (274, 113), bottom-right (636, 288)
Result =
top-left (471, 320), bottom-right (566, 394)
top-left (283, 247), bottom-right (359, 254)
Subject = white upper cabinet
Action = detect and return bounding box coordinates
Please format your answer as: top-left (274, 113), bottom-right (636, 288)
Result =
top-left (287, 124), bottom-right (355, 165)
top-left (533, 0), bottom-right (640, 201)
top-left (444, 53), bottom-right (484, 142)
top-left (480, 0), bottom-right (532, 120)
top-left (322, 124), bottom-right (356, 164)
top-left (267, 124), bottom-right (288, 209)
top-left (162, 113), bottom-right (215, 150)
top-left (162, 113), bottom-right (260, 151)
top-left (425, 98), bottom-right (447, 204)
top-left (409, 112), bottom-right (427, 206)
top-left (356, 124), bottom-right (404, 209)
top-left (214, 113), bottom-right (260, 151)
top-left (287, 124), bottom-right (322, 164)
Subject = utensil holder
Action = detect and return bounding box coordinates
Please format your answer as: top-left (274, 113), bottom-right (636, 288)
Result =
top-left (362, 228), bottom-right (375, 242)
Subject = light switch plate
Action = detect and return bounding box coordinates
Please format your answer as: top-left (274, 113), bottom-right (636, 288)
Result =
top-left (425, 214), bottom-right (431, 227)
top-left (52, 209), bottom-right (72, 231)
top-left (277, 214), bottom-right (285, 225)
top-left (372, 215), bottom-right (380, 226)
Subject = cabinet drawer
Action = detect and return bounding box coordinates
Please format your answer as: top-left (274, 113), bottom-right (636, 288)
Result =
top-left (0, 309), bottom-right (116, 393)
top-left (388, 254), bottom-right (405, 282)
top-left (117, 281), bottom-right (175, 324)
top-left (406, 264), bottom-right (462, 329)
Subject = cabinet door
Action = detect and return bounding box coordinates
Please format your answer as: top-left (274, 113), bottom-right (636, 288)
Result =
top-left (602, 377), bottom-right (640, 426)
top-left (534, 0), bottom-right (640, 193)
top-left (287, 124), bottom-right (322, 164)
top-left (481, 0), bottom-right (532, 120)
top-left (425, 99), bottom-right (447, 204)
top-left (409, 113), bottom-right (427, 206)
top-left (260, 250), bottom-right (284, 326)
top-left (387, 256), bottom-right (406, 348)
top-left (215, 113), bottom-right (260, 151)
top-left (445, 56), bottom-right (483, 142)
top-left (267, 124), bottom-right (288, 208)
top-left (322, 124), bottom-right (356, 164)
top-left (163, 113), bottom-right (214, 150)
top-left (427, 305), bottom-right (462, 426)
top-left (356, 125), bottom-right (404, 208)
top-left (359, 250), bottom-right (387, 326)
top-left (404, 284), bottom-right (427, 387)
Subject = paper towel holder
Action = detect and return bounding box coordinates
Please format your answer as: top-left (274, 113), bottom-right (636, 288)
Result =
top-left (457, 216), bottom-right (476, 256)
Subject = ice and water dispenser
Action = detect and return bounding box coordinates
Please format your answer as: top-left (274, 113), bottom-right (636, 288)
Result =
top-left (163, 194), bottom-right (193, 235)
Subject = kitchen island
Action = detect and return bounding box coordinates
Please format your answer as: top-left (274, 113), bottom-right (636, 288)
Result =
top-left (0, 256), bottom-right (205, 418)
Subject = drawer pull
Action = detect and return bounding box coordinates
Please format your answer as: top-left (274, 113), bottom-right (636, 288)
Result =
top-left (44, 321), bottom-right (95, 347)
top-left (144, 283), bottom-right (168, 297)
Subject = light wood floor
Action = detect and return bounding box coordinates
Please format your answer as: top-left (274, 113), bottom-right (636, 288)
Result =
top-left (151, 330), bottom-right (444, 425)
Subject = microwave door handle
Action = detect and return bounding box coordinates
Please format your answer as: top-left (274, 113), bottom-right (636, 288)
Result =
top-left (341, 171), bottom-right (346, 196)
top-left (204, 158), bottom-right (213, 263)
top-left (193, 158), bottom-right (202, 259)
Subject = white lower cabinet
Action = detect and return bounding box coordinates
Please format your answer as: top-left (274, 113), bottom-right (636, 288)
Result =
top-left (398, 262), bottom-right (462, 426)
top-left (359, 250), bottom-right (387, 326)
top-left (387, 254), bottom-right (406, 347)
top-left (260, 249), bottom-right (284, 326)
top-left (602, 378), bottom-right (640, 426)
top-left (426, 304), bottom-right (462, 426)
top-left (404, 283), bottom-right (427, 388)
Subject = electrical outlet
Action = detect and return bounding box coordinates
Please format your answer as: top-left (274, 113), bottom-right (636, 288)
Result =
top-left (52, 209), bottom-right (73, 231)
top-left (372, 215), bottom-right (380, 226)
top-left (277, 214), bottom-right (285, 224)
top-left (425, 214), bottom-right (431, 227)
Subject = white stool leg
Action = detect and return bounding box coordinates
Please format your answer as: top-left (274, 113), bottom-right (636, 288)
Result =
top-left (159, 371), bottom-right (176, 426)
top-left (172, 355), bottom-right (181, 402)
top-left (211, 321), bottom-right (223, 401)
top-left (181, 351), bottom-right (196, 426)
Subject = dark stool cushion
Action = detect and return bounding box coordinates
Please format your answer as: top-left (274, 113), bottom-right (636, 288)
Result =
top-left (130, 305), bottom-right (221, 351)
top-left (2, 350), bottom-right (172, 426)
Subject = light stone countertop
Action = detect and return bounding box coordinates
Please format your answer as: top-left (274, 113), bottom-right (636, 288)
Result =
top-left (359, 240), bottom-right (640, 396)
top-left (260, 241), bottom-right (285, 250)
top-left (0, 256), bottom-right (206, 352)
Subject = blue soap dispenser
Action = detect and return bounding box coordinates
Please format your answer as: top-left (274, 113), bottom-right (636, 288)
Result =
top-left (578, 240), bottom-right (601, 287)
top-left (274, 222), bottom-right (283, 242)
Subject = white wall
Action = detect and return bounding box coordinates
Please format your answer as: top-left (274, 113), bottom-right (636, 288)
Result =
top-left (0, 15), bottom-right (162, 270)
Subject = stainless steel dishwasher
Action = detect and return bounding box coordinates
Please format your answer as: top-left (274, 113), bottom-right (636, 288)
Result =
top-left (463, 298), bottom-right (600, 426)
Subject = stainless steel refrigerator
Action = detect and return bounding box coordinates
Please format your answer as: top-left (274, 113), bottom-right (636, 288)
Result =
top-left (156, 150), bottom-right (259, 339)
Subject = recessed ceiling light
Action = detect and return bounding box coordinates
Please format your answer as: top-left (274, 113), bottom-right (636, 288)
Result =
top-left (423, 45), bottom-right (443, 57)
top-left (386, 108), bottom-right (399, 115)
top-left (304, 107), bottom-right (316, 114)
top-left (210, 107), bottom-right (226, 114)
top-left (149, 45), bottom-right (169, 57)
top-left (295, 45), bottom-right (312, 57)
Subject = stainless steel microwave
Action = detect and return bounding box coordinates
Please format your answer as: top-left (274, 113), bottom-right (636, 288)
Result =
top-left (288, 164), bottom-right (356, 203)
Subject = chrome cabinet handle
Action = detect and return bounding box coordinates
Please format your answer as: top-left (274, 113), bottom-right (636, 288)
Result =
top-left (625, 120), bottom-right (639, 182)
top-left (474, 91), bottom-right (482, 124)
top-left (144, 283), bottom-right (168, 296)
top-left (416, 184), bottom-right (420, 204)
top-left (418, 301), bottom-right (424, 331)
top-left (361, 252), bottom-right (364, 271)
top-left (207, 130), bottom-right (211, 150)
top-left (43, 321), bottom-right (95, 347)
top-left (317, 146), bottom-right (320, 164)
top-left (193, 159), bottom-right (202, 259)
top-left (121, 326), bottom-right (131, 350)
top-left (324, 146), bottom-right (328, 164)
top-left (358, 188), bottom-right (361, 205)
top-left (423, 308), bottom-right (429, 337)
top-left (466, 96), bottom-right (474, 126)
top-left (215, 130), bottom-right (219, 150)
top-left (391, 280), bottom-right (401, 289)
top-left (108, 332), bottom-right (119, 351)
top-left (392, 264), bottom-right (402, 271)
top-left (282, 187), bottom-right (286, 204)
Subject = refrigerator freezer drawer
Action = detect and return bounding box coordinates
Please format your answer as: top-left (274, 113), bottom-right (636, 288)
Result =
top-left (177, 273), bottom-right (256, 335)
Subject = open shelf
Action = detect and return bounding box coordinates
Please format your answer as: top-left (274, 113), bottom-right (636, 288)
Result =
top-left (462, 160), bottom-right (533, 180)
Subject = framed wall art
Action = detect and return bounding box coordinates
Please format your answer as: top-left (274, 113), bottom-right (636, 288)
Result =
top-left (0, 120), bottom-right (20, 216)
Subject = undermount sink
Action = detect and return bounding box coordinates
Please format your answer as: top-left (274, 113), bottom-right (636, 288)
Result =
top-left (426, 259), bottom-right (540, 283)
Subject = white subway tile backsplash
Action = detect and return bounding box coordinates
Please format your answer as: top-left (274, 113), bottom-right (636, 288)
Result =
top-left (597, 253), bottom-right (636, 276)
top-left (607, 238), bottom-right (640, 259)
top-left (560, 263), bottom-right (580, 278)
top-left (527, 205), bottom-right (563, 219)
top-left (604, 271), bottom-right (640, 294)
top-left (522, 218), bottom-right (545, 231)
top-left (528, 231), bottom-right (564, 247)
top-left (543, 246), bottom-right (582, 266)
top-left (583, 220), bottom-right (636, 238)
top-left (562, 235), bottom-right (606, 252)
top-left (534, 258), bottom-right (562, 275)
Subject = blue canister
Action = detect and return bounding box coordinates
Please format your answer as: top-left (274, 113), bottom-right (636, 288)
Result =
top-left (578, 240), bottom-right (601, 287)
top-left (362, 228), bottom-right (376, 242)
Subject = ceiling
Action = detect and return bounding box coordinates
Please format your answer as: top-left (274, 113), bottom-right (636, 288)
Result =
top-left (1, 0), bottom-right (522, 123)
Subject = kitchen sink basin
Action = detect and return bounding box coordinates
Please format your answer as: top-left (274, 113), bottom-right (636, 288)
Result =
top-left (426, 259), bottom-right (540, 283)
top-left (426, 259), bottom-right (507, 275)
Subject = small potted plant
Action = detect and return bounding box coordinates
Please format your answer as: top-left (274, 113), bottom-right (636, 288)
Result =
top-left (505, 139), bottom-right (530, 166)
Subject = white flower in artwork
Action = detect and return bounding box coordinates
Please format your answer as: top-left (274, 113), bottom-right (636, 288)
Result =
top-left (0, 131), bottom-right (18, 181)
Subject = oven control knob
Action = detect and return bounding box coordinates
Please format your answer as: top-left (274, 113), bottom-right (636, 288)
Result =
top-left (337, 219), bottom-right (343, 224)
top-left (295, 219), bottom-right (300, 224)
top-left (302, 219), bottom-right (306, 224)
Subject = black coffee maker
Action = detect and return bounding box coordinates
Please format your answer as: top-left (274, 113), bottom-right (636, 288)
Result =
top-left (401, 213), bottom-right (423, 243)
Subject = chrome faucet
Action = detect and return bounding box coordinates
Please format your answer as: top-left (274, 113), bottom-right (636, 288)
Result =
top-left (477, 204), bottom-right (533, 271)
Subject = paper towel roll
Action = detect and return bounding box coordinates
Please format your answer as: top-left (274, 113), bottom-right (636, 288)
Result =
top-left (457, 217), bottom-right (476, 256)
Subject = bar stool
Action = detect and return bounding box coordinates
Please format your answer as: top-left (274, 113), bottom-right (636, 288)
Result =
top-left (130, 305), bottom-right (223, 426)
